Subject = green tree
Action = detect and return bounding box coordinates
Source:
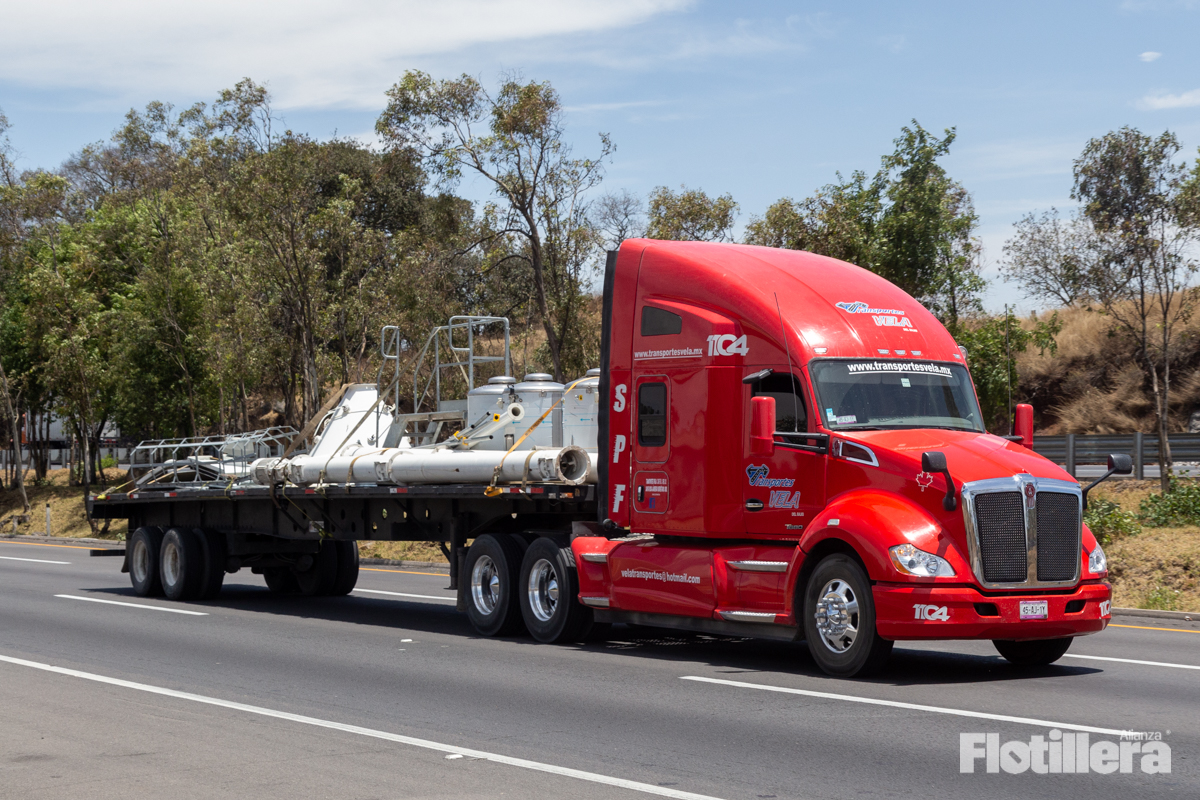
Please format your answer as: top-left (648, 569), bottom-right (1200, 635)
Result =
top-left (376, 72), bottom-right (611, 381)
top-left (0, 108), bottom-right (30, 509)
top-left (646, 185), bottom-right (738, 242)
top-left (1073, 127), bottom-right (1199, 492)
top-left (1000, 208), bottom-right (1103, 308)
top-left (956, 312), bottom-right (1061, 432)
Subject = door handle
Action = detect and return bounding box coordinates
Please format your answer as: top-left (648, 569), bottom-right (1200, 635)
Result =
top-left (745, 499), bottom-right (764, 511)
top-left (637, 485), bottom-right (645, 502)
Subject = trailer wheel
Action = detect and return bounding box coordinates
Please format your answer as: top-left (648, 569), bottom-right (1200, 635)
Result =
top-left (194, 529), bottom-right (227, 600)
top-left (263, 568), bottom-right (300, 594)
top-left (297, 541), bottom-right (338, 596)
top-left (519, 537), bottom-right (589, 643)
top-left (129, 527), bottom-right (165, 597)
top-left (330, 541), bottom-right (360, 596)
top-left (802, 554), bottom-right (893, 677)
top-left (160, 527), bottom-right (205, 602)
top-left (993, 637), bottom-right (1072, 667)
top-left (464, 534), bottom-right (525, 637)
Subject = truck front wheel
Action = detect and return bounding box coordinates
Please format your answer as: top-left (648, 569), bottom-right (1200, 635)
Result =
top-left (993, 637), bottom-right (1072, 666)
top-left (464, 535), bottom-right (525, 637)
top-left (802, 554), bottom-right (893, 677)
top-left (519, 537), bottom-right (589, 643)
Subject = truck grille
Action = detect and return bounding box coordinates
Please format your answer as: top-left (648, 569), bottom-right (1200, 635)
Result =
top-left (1036, 492), bottom-right (1080, 582)
top-left (974, 492), bottom-right (1027, 583)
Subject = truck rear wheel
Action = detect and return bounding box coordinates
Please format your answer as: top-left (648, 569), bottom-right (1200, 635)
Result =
top-left (160, 527), bottom-right (205, 601)
top-left (464, 534), bottom-right (525, 637)
top-left (993, 637), bottom-right (1072, 666)
top-left (519, 537), bottom-right (589, 643)
top-left (129, 526), bottom-right (165, 597)
top-left (802, 554), bottom-right (893, 677)
top-left (194, 529), bottom-right (227, 600)
top-left (297, 541), bottom-right (338, 596)
top-left (330, 541), bottom-right (359, 596)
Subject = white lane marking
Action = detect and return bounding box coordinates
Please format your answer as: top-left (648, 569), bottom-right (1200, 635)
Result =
top-left (55, 595), bottom-right (208, 616)
top-left (0, 654), bottom-right (724, 800)
top-left (0, 555), bottom-right (70, 565)
top-left (681, 676), bottom-right (1134, 736)
top-left (1065, 653), bottom-right (1200, 671)
top-left (353, 588), bottom-right (456, 603)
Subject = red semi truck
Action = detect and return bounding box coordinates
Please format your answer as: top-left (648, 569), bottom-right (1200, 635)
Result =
top-left (91, 240), bottom-right (1125, 677)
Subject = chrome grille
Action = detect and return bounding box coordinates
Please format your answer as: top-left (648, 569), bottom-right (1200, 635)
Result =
top-left (1036, 492), bottom-right (1080, 582)
top-left (974, 492), bottom-right (1027, 583)
top-left (963, 476), bottom-right (1082, 589)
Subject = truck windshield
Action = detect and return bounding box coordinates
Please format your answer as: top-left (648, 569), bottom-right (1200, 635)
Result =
top-left (808, 359), bottom-right (984, 432)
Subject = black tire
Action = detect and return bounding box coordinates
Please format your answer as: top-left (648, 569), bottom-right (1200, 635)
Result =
top-left (463, 534), bottom-right (526, 637)
top-left (129, 526), bottom-right (165, 597)
top-left (330, 540), bottom-right (359, 596)
top-left (160, 527), bottom-right (205, 602)
top-left (993, 637), bottom-right (1073, 666)
top-left (802, 554), bottom-right (893, 677)
top-left (296, 541), bottom-right (338, 596)
top-left (194, 529), bottom-right (227, 600)
top-left (263, 568), bottom-right (300, 594)
top-left (519, 537), bottom-right (590, 643)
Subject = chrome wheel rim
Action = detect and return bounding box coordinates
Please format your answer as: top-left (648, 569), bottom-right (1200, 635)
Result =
top-left (471, 555), bottom-right (501, 615)
top-left (814, 578), bottom-right (859, 653)
top-left (161, 540), bottom-right (181, 587)
top-left (131, 539), bottom-right (149, 584)
top-left (526, 558), bottom-right (559, 623)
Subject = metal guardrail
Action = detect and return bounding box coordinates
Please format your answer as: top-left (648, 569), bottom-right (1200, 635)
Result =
top-left (1032, 433), bottom-right (1200, 480)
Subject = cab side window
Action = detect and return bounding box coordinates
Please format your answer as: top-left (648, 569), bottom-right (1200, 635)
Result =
top-left (754, 373), bottom-right (807, 432)
top-left (638, 382), bottom-right (667, 446)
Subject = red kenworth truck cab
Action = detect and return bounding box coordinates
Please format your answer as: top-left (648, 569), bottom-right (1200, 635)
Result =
top-left (570, 239), bottom-right (1118, 676)
top-left (91, 238), bottom-right (1125, 678)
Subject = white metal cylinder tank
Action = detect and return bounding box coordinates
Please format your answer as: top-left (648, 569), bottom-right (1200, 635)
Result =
top-left (512, 373), bottom-right (564, 448)
top-left (466, 376), bottom-right (517, 450)
top-left (562, 368), bottom-right (600, 449)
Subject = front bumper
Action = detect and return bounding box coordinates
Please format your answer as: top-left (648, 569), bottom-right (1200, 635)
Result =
top-left (874, 581), bottom-right (1111, 641)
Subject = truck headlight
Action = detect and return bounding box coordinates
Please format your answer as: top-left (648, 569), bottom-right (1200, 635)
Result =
top-left (889, 543), bottom-right (956, 578)
top-left (1088, 544), bottom-right (1107, 575)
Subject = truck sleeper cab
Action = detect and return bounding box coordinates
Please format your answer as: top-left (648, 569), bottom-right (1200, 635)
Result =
top-left (556, 239), bottom-right (1113, 677)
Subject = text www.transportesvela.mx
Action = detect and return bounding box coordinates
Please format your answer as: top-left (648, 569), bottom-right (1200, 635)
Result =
top-left (846, 361), bottom-right (951, 376)
top-left (620, 569), bottom-right (701, 585)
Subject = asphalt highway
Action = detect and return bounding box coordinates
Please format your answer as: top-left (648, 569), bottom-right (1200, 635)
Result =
top-left (1, 538), bottom-right (1196, 799)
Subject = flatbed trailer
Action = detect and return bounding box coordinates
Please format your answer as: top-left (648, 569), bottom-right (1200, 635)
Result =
top-left (91, 239), bottom-right (1129, 677)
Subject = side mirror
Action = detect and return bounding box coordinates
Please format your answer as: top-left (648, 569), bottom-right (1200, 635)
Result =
top-left (921, 451), bottom-right (957, 511)
top-left (750, 396), bottom-right (775, 457)
top-left (1082, 453), bottom-right (1134, 510)
top-left (1013, 403), bottom-right (1033, 449)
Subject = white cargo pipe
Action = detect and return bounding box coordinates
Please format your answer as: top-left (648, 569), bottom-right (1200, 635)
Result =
top-left (262, 445), bottom-right (595, 487)
top-left (383, 445), bottom-right (593, 486)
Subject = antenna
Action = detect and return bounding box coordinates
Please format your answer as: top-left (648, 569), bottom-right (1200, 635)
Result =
top-left (774, 293), bottom-right (802, 434)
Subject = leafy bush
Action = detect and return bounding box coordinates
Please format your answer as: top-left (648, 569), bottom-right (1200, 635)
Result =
top-left (100, 455), bottom-right (118, 470)
top-left (1139, 480), bottom-right (1200, 527)
top-left (1084, 497), bottom-right (1141, 545)
top-left (1141, 586), bottom-right (1182, 611)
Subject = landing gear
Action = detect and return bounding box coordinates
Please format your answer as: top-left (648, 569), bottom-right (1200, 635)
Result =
top-left (802, 554), bottom-right (893, 677)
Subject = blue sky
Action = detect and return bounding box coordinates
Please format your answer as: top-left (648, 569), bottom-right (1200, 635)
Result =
top-left (3, 0), bottom-right (1199, 313)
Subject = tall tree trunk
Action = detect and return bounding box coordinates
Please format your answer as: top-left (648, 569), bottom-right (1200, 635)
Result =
top-left (0, 359), bottom-right (29, 512)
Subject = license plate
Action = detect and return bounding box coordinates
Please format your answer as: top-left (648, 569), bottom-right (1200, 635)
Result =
top-left (1019, 600), bottom-right (1048, 620)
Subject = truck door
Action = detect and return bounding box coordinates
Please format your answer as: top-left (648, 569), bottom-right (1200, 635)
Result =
top-left (743, 370), bottom-right (826, 536)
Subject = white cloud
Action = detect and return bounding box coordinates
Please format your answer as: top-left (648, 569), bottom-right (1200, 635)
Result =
top-left (1138, 88), bottom-right (1200, 109)
top-left (0, 0), bottom-right (692, 109)
top-left (1140, 51), bottom-right (1162, 61)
